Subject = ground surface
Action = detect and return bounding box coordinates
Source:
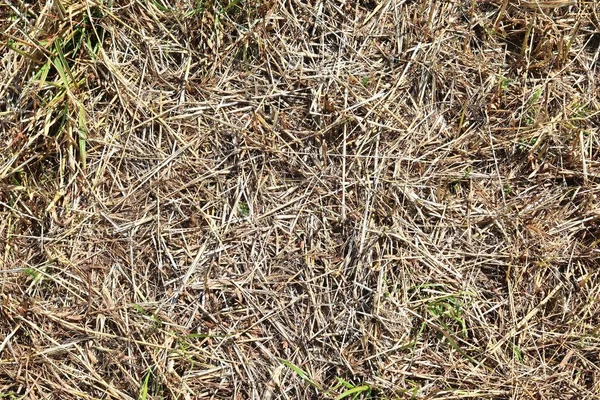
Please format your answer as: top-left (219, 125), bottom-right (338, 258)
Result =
top-left (1, 0), bottom-right (600, 399)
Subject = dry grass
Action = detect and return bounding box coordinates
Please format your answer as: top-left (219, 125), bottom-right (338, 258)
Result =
top-left (1, 0), bottom-right (600, 398)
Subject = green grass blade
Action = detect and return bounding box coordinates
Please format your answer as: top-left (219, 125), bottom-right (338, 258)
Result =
top-left (334, 384), bottom-right (371, 400)
top-left (278, 358), bottom-right (321, 390)
top-left (77, 103), bottom-right (87, 169)
top-left (138, 370), bottom-right (150, 400)
top-left (335, 377), bottom-right (354, 389)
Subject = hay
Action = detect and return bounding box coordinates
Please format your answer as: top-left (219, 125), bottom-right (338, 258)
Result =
top-left (1, 0), bottom-right (599, 398)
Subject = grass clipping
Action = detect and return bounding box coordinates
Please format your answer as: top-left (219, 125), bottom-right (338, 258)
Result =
top-left (1, 0), bottom-right (600, 399)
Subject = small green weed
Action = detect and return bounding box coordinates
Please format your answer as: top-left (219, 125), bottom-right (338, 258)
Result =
top-left (238, 200), bottom-right (250, 216)
top-left (512, 342), bottom-right (524, 362)
top-left (279, 359), bottom-right (373, 399)
top-left (499, 75), bottom-right (514, 91)
top-left (427, 295), bottom-right (468, 338)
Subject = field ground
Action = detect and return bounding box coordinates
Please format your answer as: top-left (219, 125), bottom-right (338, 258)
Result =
top-left (1, 0), bottom-right (600, 398)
